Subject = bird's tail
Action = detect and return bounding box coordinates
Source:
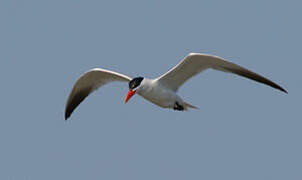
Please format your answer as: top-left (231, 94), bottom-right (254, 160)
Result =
top-left (183, 101), bottom-right (199, 110)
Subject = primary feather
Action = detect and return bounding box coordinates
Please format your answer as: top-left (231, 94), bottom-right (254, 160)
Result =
top-left (65, 68), bottom-right (131, 120)
top-left (156, 53), bottom-right (287, 93)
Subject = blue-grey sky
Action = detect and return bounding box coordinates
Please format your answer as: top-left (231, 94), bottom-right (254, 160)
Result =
top-left (0, 0), bottom-right (301, 179)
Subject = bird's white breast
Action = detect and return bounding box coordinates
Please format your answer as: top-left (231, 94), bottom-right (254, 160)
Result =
top-left (137, 78), bottom-right (182, 108)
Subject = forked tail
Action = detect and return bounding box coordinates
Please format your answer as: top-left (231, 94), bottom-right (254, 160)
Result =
top-left (183, 101), bottom-right (199, 110)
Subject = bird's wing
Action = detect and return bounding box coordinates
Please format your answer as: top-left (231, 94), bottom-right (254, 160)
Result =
top-left (156, 53), bottom-right (287, 93)
top-left (65, 68), bottom-right (132, 120)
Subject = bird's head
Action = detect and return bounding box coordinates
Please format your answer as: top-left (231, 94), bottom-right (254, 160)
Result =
top-left (124, 77), bottom-right (144, 103)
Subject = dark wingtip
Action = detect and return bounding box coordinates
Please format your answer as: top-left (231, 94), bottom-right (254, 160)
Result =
top-left (65, 112), bottom-right (70, 120)
top-left (280, 88), bottom-right (288, 94)
top-left (64, 103), bottom-right (73, 120)
top-left (223, 66), bottom-right (288, 95)
top-left (64, 87), bottom-right (92, 120)
top-left (269, 84), bottom-right (288, 94)
top-left (64, 103), bottom-right (76, 120)
top-left (273, 83), bottom-right (288, 94)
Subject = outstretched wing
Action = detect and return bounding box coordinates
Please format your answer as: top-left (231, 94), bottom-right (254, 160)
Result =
top-left (65, 68), bottom-right (132, 120)
top-left (156, 53), bottom-right (287, 93)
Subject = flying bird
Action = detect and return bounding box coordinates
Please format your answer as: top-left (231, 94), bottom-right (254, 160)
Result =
top-left (65, 53), bottom-right (287, 120)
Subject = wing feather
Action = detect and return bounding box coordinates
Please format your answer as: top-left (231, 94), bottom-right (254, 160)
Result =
top-left (65, 68), bottom-right (131, 120)
top-left (156, 53), bottom-right (287, 93)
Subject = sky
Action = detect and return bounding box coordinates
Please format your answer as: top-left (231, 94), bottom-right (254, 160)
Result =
top-left (0, 0), bottom-right (301, 179)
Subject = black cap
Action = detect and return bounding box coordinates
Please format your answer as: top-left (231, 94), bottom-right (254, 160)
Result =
top-left (129, 77), bottom-right (144, 90)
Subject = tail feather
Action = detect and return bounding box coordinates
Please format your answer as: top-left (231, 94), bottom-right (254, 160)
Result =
top-left (183, 102), bottom-right (199, 110)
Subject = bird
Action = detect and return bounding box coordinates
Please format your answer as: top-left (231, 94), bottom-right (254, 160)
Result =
top-left (65, 53), bottom-right (287, 120)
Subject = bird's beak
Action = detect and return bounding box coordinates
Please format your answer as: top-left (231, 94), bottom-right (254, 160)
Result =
top-left (124, 89), bottom-right (136, 103)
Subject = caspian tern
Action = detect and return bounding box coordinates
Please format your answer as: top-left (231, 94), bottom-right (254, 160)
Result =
top-left (65, 53), bottom-right (287, 120)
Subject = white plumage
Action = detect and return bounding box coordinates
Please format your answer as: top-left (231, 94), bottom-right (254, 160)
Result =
top-left (65, 53), bottom-right (287, 119)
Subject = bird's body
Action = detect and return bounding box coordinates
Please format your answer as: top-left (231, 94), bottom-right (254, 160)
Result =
top-left (65, 53), bottom-right (287, 120)
top-left (136, 78), bottom-right (188, 110)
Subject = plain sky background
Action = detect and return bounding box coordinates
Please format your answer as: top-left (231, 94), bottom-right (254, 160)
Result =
top-left (0, 0), bottom-right (301, 179)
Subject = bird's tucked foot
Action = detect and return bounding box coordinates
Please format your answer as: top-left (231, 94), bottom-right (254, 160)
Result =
top-left (173, 102), bottom-right (184, 111)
